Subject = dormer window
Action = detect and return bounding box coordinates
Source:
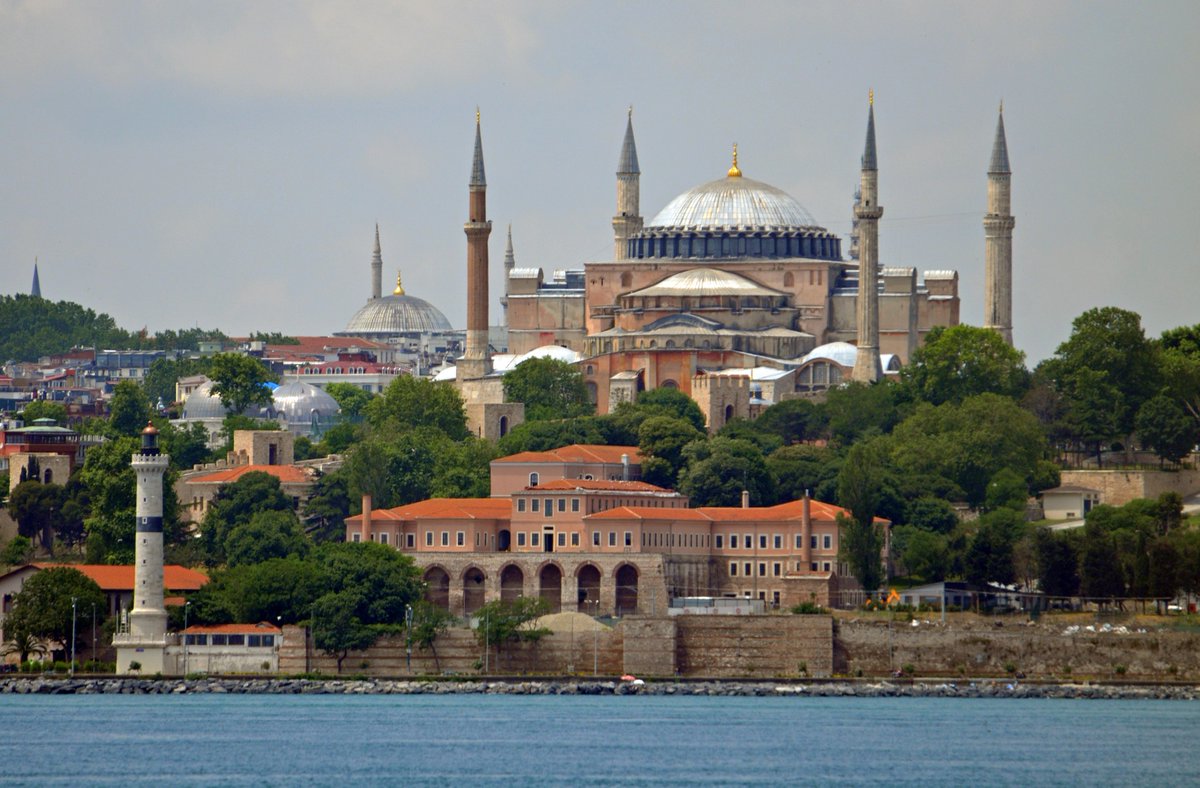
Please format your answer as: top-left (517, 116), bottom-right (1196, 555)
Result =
top-left (529, 472), bottom-right (539, 487)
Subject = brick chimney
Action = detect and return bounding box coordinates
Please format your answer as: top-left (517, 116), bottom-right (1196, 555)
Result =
top-left (361, 494), bottom-right (373, 543)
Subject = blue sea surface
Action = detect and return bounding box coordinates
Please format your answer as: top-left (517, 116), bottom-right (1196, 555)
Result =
top-left (0, 693), bottom-right (1196, 786)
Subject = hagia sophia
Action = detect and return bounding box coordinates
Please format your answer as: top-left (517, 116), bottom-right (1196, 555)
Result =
top-left (333, 96), bottom-right (1014, 437)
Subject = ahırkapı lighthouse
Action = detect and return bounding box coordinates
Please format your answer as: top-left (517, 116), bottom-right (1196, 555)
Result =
top-left (114, 423), bottom-right (170, 674)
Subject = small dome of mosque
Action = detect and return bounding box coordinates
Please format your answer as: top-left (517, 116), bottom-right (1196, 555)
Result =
top-left (271, 381), bottom-right (340, 428)
top-left (181, 380), bottom-right (230, 420)
top-left (340, 270), bottom-right (453, 337)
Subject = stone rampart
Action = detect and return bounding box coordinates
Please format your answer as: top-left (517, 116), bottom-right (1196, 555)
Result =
top-left (1060, 468), bottom-right (1200, 507)
top-left (675, 615), bottom-right (833, 678)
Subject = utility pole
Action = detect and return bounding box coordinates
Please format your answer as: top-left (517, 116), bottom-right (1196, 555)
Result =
top-left (70, 597), bottom-right (77, 676)
top-left (183, 601), bottom-right (191, 676)
top-left (405, 604), bottom-right (413, 673)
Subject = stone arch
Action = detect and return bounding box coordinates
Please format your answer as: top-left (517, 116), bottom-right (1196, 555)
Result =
top-left (423, 565), bottom-right (451, 610)
top-left (538, 562), bottom-right (564, 613)
top-left (498, 415), bottom-right (509, 437)
top-left (576, 563), bottom-right (602, 607)
top-left (43, 468), bottom-right (53, 484)
top-left (660, 379), bottom-right (678, 390)
top-left (462, 566), bottom-right (487, 615)
top-left (783, 271), bottom-right (795, 287)
top-left (724, 404), bottom-right (734, 424)
top-left (620, 272), bottom-right (632, 288)
top-left (614, 564), bottom-right (639, 615)
top-left (500, 564), bottom-right (524, 602)
top-left (498, 529), bottom-right (511, 552)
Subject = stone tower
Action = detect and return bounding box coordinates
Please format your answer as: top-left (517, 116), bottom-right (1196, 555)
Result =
top-left (501, 224), bottom-right (515, 326)
top-left (612, 107), bottom-right (643, 260)
top-left (851, 92), bottom-right (883, 384)
top-left (114, 423), bottom-right (170, 674)
top-left (370, 224), bottom-right (383, 300)
top-left (984, 104), bottom-right (1015, 345)
top-left (459, 109), bottom-right (493, 381)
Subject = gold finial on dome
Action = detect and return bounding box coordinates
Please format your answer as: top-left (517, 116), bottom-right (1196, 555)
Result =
top-left (727, 142), bottom-right (741, 178)
top-left (475, 106), bottom-right (480, 125)
top-left (869, 88), bottom-right (874, 106)
top-left (393, 270), bottom-right (405, 296)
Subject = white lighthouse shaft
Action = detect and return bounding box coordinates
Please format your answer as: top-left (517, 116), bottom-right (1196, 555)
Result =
top-left (129, 437), bottom-right (169, 639)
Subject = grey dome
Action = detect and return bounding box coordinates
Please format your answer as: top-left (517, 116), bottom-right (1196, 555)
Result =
top-left (648, 175), bottom-right (821, 231)
top-left (181, 380), bottom-right (230, 420)
top-left (339, 293), bottom-right (453, 336)
top-left (272, 381), bottom-right (340, 427)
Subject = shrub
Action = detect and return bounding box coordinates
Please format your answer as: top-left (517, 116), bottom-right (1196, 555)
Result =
top-left (901, 663), bottom-right (916, 676)
top-left (790, 602), bottom-right (828, 615)
top-left (1004, 662), bottom-right (1017, 674)
top-left (1114, 664), bottom-right (1127, 675)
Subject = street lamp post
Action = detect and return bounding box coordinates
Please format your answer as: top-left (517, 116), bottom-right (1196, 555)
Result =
top-left (70, 597), bottom-right (77, 676)
top-left (183, 601), bottom-right (191, 676)
top-left (405, 604), bottom-right (413, 673)
top-left (91, 603), bottom-right (97, 667)
top-left (587, 599), bottom-right (600, 676)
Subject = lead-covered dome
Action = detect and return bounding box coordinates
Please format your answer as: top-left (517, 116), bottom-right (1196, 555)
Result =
top-left (272, 381), bottom-right (340, 436)
top-left (339, 292), bottom-right (453, 337)
top-left (649, 175), bottom-right (820, 231)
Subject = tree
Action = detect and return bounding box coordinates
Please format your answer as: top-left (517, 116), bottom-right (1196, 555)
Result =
top-left (889, 394), bottom-right (1048, 509)
top-left (190, 557), bottom-right (323, 626)
top-left (1047, 307), bottom-right (1160, 451)
top-left (0, 536), bottom-right (34, 566)
top-left (1034, 528), bottom-right (1079, 598)
top-left (302, 471), bottom-right (353, 542)
top-left (7, 480), bottom-right (65, 555)
top-left (767, 445), bottom-right (842, 505)
top-left (502, 358), bottom-right (592, 422)
top-left (4, 567), bottom-right (106, 659)
top-left (903, 324), bottom-right (1029, 405)
top-left (19, 400), bottom-right (67, 424)
top-left (836, 441), bottom-right (887, 593)
top-left (1060, 368), bottom-right (1123, 466)
top-left (496, 418), bottom-right (607, 455)
top-left (312, 589), bottom-right (378, 673)
top-left (895, 526), bottom-right (949, 581)
top-left (474, 596), bottom-right (551, 665)
top-left (315, 542), bottom-right (423, 627)
top-left (364, 375), bottom-right (467, 440)
top-left (753, 398), bottom-right (828, 445)
top-left (678, 437), bottom-right (775, 508)
top-left (208, 353), bottom-right (276, 414)
top-left (904, 497), bottom-right (959, 534)
top-left (323, 382), bottom-right (375, 419)
top-left (1136, 395), bottom-right (1197, 466)
top-left (983, 468), bottom-right (1028, 513)
top-left (142, 356), bottom-right (215, 407)
top-left (159, 420), bottom-right (213, 470)
top-left (409, 600), bottom-right (455, 672)
top-left (224, 509), bottom-right (309, 567)
top-left (823, 381), bottom-right (905, 445)
top-left (1147, 539), bottom-right (1180, 610)
top-left (200, 471), bottom-right (294, 566)
top-left (1079, 522), bottom-right (1125, 603)
top-left (107, 380), bottom-right (151, 436)
top-left (965, 510), bottom-right (1019, 587)
top-left (430, 437), bottom-right (498, 499)
top-left (638, 416), bottom-right (705, 488)
top-left (630, 388), bottom-right (707, 432)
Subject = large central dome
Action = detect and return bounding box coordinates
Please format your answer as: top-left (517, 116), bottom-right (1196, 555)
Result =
top-left (648, 175), bottom-right (820, 231)
top-left (340, 293), bottom-right (453, 336)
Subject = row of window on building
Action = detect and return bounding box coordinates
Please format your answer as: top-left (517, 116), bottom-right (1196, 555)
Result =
top-left (356, 528), bottom-right (833, 553)
top-left (729, 560), bottom-right (835, 577)
top-left (183, 634), bottom-right (276, 647)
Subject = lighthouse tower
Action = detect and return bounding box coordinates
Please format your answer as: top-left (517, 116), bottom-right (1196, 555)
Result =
top-left (114, 423), bottom-right (171, 674)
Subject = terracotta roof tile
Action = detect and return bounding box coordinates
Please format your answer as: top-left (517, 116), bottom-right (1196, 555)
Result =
top-left (528, 479), bottom-right (668, 493)
top-left (585, 507), bottom-right (711, 521)
top-left (182, 622), bottom-right (282, 635)
top-left (188, 465), bottom-right (312, 485)
top-left (30, 564), bottom-right (209, 591)
top-left (494, 445), bottom-right (641, 465)
top-left (347, 498), bottom-right (511, 523)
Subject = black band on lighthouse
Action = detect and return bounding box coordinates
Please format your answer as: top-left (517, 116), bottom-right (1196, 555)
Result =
top-left (136, 516), bottom-right (163, 533)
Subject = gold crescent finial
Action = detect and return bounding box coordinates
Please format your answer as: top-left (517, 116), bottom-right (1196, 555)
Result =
top-left (999, 99), bottom-right (1004, 114)
top-left (475, 106), bottom-right (480, 125)
top-left (869, 88), bottom-right (874, 106)
top-left (727, 142), bottom-right (741, 178)
top-left (393, 270), bottom-right (405, 296)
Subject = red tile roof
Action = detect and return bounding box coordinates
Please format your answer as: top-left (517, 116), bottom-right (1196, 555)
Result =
top-left (582, 499), bottom-right (888, 525)
top-left (182, 622), bottom-right (281, 635)
top-left (494, 445), bottom-right (642, 465)
top-left (188, 464), bottom-right (312, 485)
top-left (347, 498), bottom-right (511, 523)
top-left (31, 564), bottom-right (209, 591)
top-left (528, 479), bottom-right (669, 493)
top-left (585, 507), bottom-right (712, 521)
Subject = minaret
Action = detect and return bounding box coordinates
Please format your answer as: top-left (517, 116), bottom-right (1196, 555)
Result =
top-left (115, 423), bottom-right (170, 674)
top-left (371, 224), bottom-right (383, 300)
top-left (612, 107), bottom-right (643, 260)
top-left (30, 261), bottom-right (41, 298)
top-left (459, 109), bottom-right (493, 381)
top-left (851, 91), bottom-right (883, 384)
top-left (984, 103), bottom-right (1015, 345)
top-left (501, 224), bottom-right (515, 326)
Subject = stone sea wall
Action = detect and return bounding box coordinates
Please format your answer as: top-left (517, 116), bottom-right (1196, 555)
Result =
top-left (3, 677), bottom-right (1198, 700)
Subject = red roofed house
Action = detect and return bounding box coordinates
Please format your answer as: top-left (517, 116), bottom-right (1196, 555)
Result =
top-left (0, 563), bottom-right (209, 661)
top-left (490, 443), bottom-right (642, 496)
top-left (348, 445), bottom-right (876, 616)
top-left (179, 622), bottom-right (282, 674)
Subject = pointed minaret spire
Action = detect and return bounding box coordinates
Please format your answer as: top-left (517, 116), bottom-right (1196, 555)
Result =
top-left (504, 224), bottom-right (516, 269)
top-left (618, 106), bottom-right (640, 175)
top-left (470, 107), bottom-right (487, 189)
top-left (985, 102), bottom-right (1015, 345)
top-left (370, 224), bottom-right (383, 300)
top-left (989, 101), bottom-right (1011, 175)
top-left (30, 259), bottom-right (41, 299)
top-left (461, 109), bottom-right (493, 381)
top-left (852, 90), bottom-right (883, 384)
top-left (861, 89), bottom-right (878, 171)
top-left (613, 106), bottom-right (644, 260)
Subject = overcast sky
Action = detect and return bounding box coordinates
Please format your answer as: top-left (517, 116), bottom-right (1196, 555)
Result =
top-left (2, 1), bottom-right (1196, 363)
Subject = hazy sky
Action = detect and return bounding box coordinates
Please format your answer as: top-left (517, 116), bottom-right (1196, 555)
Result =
top-left (2, 1), bottom-right (1197, 363)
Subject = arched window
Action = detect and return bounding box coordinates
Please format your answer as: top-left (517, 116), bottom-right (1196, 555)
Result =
top-left (620, 272), bottom-right (632, 288)
top-left (783, 272), bottom-right (795, 287)
top-left (499, 416), bottom-right (509, 437)
top-left (43, 468), bottom-right (52, 484)
top-left (529, 472), bottom-right (540, 487)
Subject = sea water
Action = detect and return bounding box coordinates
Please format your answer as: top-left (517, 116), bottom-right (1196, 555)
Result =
top-left (1, 694), bottom-right (1196, 786)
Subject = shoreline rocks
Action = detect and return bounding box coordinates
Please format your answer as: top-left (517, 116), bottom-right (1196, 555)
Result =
top-left (1, 677), bottom-right (1197, 700)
